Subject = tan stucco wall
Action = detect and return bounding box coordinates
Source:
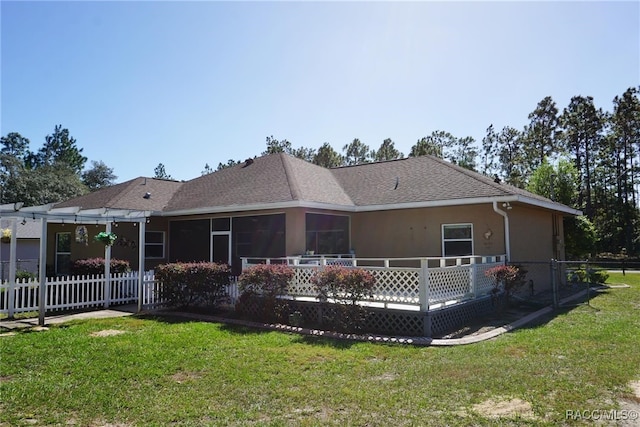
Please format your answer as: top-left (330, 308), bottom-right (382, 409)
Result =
top-left (508, 204), bottom-right (567, 293)
top-left (509, 205), bottom-right (556, 262)
top-left (351, 204), bottom-right (506, 258)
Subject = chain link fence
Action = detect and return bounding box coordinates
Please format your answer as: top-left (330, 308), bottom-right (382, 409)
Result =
top-left (506, 259), bottom-right (638, 310)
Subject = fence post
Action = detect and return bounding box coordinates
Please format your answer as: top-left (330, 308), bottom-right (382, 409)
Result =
top-left (103, 223), bottom-right (112, 308)
top-left (38, 218), bottom-right (48, 326)
top-left (470, 257), bottom-right (477, 299)
top-left (419, 259), bottom-right (431, 336)
top-left (7, 218), bottom-right (17, 318)
top-left (550, 259), bottom-right (558, 309)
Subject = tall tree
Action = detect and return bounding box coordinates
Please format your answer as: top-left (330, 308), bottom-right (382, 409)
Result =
top-left (527, 159), bottom-right (594, 258)
top-left (201, 163), bottom-right (214, 175)
top-left (488, 126), bottom-right (528, 187)
top-left (216, 159), bottom-right (241, 171)
top-left (81, 160), bottom-right (117, 191)
top-left (292, 146), bottom-right (316, 163)
top-left (0, 133), bottom-right (31, 203)
top-left (524, 96), bottom-right (561, 168)
top-left (28, 125), bottom-right (87, 174)
top-left (372, 138), bottom-right (403, 162)
top-left (262, 135), bottom-right (293, 155)
top-left (313, 143), bottom-right (343, 168)
top-left (153, 163), bottom-right (173, 180)
top-left (606, 87), bottom-right (640, 253)
top-left (9, 164), bottom-right (87, 205)
top-left (1, 132), bottom-right (31, 160)
top-left (481, 124), bottom-right (500, 177)
top-left (559, 96), bottom-right (605, 217)
top-left (342, 138), bottom-right (371, 166)
top-left (447, 136), bottom-right (478, 171)
top-left (526, 159), bottom-right (579, 206)
top-left (410, 136), bottom-right (442, 157)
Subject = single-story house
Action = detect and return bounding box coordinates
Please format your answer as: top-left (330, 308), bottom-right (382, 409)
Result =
top-left (1, 218), bottom-right (41, 280)
top-left (43, 153), bottom-right (579, 292)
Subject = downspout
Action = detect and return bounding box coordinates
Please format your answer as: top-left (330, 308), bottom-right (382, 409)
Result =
top-left (493, 201), bottom-right (511, 262)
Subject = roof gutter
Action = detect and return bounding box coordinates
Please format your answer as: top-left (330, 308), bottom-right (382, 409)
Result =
top-left (493, 200), bottom-right (511, 262)
top-left (158, 195), bottom-right (581, 218)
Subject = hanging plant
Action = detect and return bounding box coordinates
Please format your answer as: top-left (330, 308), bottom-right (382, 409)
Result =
top-left (1, 228), bottom-right (11, 244)
top-left (94, 231), bottom-right (117, 246)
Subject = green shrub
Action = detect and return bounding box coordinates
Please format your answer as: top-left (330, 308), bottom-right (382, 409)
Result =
top-left (71, 258), bottom-right (131, 275)
top-left (16, 270), bottom-right (37, 280)
top-left (312, 266), bottom-right (375, 333)
top-left (156, 262), bottom-right (231, 308)
top-left (567, 266), bottom-right (609, 284)
top-left (237, 264), bottom-right (294, 323)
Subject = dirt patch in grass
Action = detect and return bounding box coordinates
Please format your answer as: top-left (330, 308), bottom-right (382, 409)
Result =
top-left (170, 371), bottom-right (203, 383)
top-left (618, 380), bottom-right (640, 426)
top-left (471, 397), bottom-right (537, 420)
top-left (89, 329), bottom-right (126, 338)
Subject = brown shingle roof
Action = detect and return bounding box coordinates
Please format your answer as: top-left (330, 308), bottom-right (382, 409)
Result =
top-left (54, 177), bottom-right (183, 212)
top-left (163, 154), bottom-right (353, 212)
top-left (331, 155), bottom-right (553, 206)
top-left (49, 153), bottom-right (575, 215)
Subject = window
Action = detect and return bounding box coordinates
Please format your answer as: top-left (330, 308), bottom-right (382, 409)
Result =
top-left (145, 231), bottom-right (165, 259)
top-left (169, 219), bottom-right (209, 262)
top-left (305, 213), bottom-right (350, 255)
top-left (442, 224), bottom-right (473, 256)
top-left (232, 214), bottom-right (285, 259)
top-left (212, 217), bottom-right (230, 231)
top-left (55, 232), bottom-right (71, 275)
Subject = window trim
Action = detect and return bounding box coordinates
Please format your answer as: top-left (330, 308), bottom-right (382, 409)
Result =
top-left (145, 231), bottom-right (165, 259)
top-left (441, 223), bottom-right (474, 257)
top-left (305, 212), bottom-right (351, 255)
top-left (55, 232), bottom-right (71, 275)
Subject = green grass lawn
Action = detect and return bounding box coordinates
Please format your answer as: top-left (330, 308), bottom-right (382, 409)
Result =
top-left (1, 273), bottom-right (639, 426)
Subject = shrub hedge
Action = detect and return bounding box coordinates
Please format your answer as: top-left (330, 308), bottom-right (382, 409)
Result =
top-left (156, 262), bottom-right (231, 308)
top-left (70, 258), bottom-right (131, 275)
top-left (237, 264), bottom-right (294, 323)
top-left (312, 266), bottom-right (375, 333)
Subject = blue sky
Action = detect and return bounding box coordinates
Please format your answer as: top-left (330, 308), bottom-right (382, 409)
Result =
top-left (2, 1), bottom-right (639, 183)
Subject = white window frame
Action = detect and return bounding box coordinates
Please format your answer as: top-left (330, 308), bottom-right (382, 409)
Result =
top-left (145, 231), bottom-right (165, 259)
top-left (55, 232), bottom-right (72, 275)
top-left (441, 223), bottom-right (474, 257)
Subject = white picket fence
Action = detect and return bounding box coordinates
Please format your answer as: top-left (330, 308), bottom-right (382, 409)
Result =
top-left (0, 271), bottom-right (161, 316)
top-left (0, 272), bottom-right (242, 317)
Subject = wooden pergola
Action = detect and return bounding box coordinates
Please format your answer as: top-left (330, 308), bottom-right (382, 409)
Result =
top-left (0, 203), bottom-right (151, 325)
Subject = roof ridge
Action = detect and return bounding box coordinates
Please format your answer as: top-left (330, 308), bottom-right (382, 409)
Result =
top-left (280, 154), bottom-right (301, 200)
top-left (107, 177), bottom-right (149, 208)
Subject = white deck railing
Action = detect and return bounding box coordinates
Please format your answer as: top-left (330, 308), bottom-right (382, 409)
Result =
top-left (1, 255), bottom-right (505, 317)
top-left (240, 255), bottom-right (506, 311)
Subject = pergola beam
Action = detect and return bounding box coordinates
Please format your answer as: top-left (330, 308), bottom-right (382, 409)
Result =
top-left (1, 203), bottom-right (152, 325)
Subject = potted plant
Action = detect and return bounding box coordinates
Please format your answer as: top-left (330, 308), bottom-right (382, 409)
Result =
top-left (94, 231), bottom-right (117, 246)
top-left (1, 228), bottom-right (11, 244)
